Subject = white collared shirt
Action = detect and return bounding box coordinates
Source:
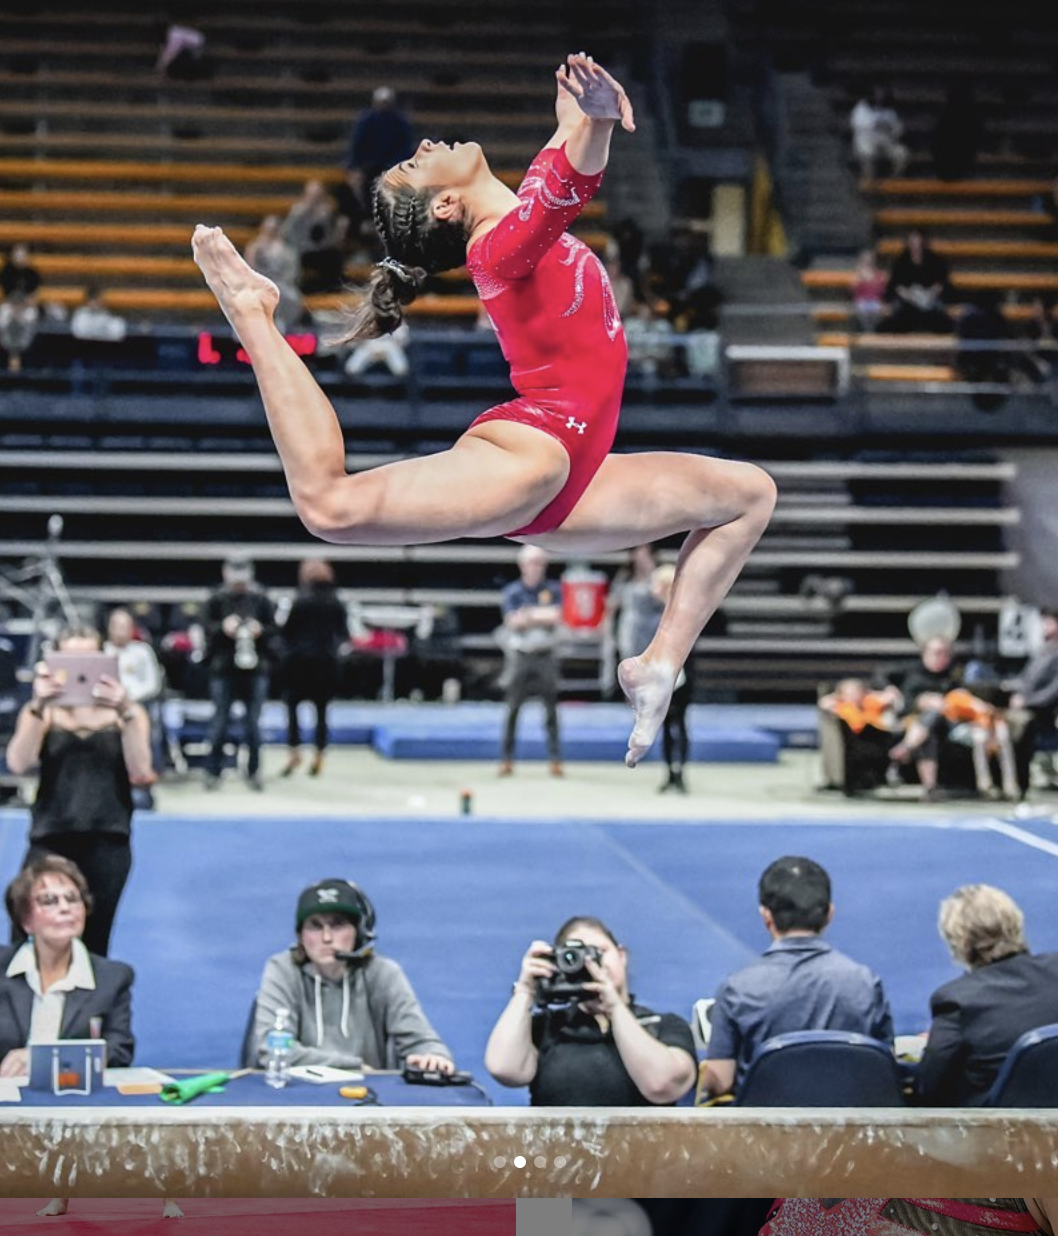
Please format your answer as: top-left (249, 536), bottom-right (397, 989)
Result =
top-left (6, 938), bottom-right (96, 1044)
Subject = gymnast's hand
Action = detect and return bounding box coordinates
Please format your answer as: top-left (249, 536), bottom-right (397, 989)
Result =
top-left (559, 53), bottom-right (635, 133)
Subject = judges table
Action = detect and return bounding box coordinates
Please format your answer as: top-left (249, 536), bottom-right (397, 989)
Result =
top-left (10, 1070), bottom-right (492, 1109)
top-left (5, 1072), bottom-right (1058, 1197)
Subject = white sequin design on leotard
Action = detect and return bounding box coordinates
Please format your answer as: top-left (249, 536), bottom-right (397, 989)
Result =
top-left (517, 165), bottom-right (581, 222)
top-left (558, 236), bottom-right (621, 340)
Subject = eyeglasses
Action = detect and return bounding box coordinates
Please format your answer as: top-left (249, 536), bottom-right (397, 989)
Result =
top-left (33, 891), bottom-right (83, 909)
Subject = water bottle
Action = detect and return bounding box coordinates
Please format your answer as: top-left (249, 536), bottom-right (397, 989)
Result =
top-left (264, 1007), bottom-right (294, 1089)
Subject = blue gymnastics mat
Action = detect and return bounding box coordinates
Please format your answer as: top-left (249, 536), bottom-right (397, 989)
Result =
top-left (165, 700), bottom-right (815, 761)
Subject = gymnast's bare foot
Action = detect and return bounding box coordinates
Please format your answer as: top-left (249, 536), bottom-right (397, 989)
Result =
top-left (618, 655), bottom-right (678, 768)
top-left (161, 1200), bottom-right (184, 1219)
top-left (37, 1199), bottom-right (69, 1217)
top-left (191, 225), bottom-right (280, 335)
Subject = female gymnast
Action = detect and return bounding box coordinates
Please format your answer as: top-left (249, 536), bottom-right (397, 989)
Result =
top-left (192, 53), bottom-right (776, 768)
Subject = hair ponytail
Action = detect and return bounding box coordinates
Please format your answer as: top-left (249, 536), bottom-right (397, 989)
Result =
top-left (332, 174), bottom-right (468, 345)
top-left (330, 260), bottom-right (427, 344)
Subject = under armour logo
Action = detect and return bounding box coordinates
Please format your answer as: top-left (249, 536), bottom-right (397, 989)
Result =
top-left (566, 417), bottom-right (587, 435)
top-left (317, 888), bottom-right (340, 903)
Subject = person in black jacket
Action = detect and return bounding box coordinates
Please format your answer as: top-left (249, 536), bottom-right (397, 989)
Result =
top-left (0, 855), bottom-right (133, 1078)
top-left (203, 556), bottom-right (278, 792)
top-left (916, 883), bottom-right (1058, 1105)
top-left (278, 558), bottom-right (349, 778)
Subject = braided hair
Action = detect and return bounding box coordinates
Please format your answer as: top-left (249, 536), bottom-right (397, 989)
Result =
top-left (332, 175), bottom-right (469, 344)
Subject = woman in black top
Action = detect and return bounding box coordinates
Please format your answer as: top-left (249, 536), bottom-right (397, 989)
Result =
top-left (484, 915), bottom-right (697, 1105)
top-left (4, 627), bottom-right (152, 956)
top-left (278, 558), bottom-right (349, 777)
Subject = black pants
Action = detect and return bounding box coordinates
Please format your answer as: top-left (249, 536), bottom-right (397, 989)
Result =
top-left (662, 675), bottom-right (692, 771)
top-left (17, 833), bottom-right (132, 957)
top-left (206, 668), bottom-right (268, 777)
top-left (503, 650), bottom-right (560, 762)
top-left (284, 654), bottom-right (338, 751)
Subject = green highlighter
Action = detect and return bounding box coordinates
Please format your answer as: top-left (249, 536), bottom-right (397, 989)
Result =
top-left (159, 1072), bottom-right (233, 1105)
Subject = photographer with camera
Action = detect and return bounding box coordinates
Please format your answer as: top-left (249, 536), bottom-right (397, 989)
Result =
top-left (203, 556), bottom-right (278, 792)
top-left (5, 626), bottom-right (152, 956)
top-left (484, 915), bottom-right (696, 1105)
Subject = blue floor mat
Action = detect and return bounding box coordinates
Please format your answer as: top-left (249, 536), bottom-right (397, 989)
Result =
top-left (163, 701), bottom-right (820, 754)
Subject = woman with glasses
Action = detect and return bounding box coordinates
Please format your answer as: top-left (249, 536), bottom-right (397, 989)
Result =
top-left (5, 626), bottom-right (153, 956)
top-left (0, 854), bottom-right (133, 1079)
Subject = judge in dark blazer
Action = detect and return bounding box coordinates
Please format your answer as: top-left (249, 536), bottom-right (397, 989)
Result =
top-left (916, 882), bottom-right (1058, 1106)
top-left (0, 854), bottom-right (133, 1078)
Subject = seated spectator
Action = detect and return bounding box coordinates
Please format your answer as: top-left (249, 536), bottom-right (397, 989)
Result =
top-left (343, 321), bottom-right (410, 378)
top-left (851, 247), bottom-right (888, 333)
top-left (0, 243), bottom-right (42, 373)
top-left (957, 289), bottom-right (1013, 409)
top-left (484, 915), bottom-right (696, 1106)
top-left (1021, 294), bottom-right (1058, 388)
top-left (252, 878), bottom-right (454, 1073)
top-left (244, 217), bottom-right (303, 334)
top-left (70, 286), bottom-right (127, 343)
top-left (818, 676), bottom-right (901, 796)
top-left (878, 228), bottom-right (954, 334)
top-left (282, 180), bottom-right (349, 295)
top-left (931, 81), bottom-right (985, 182)
top-left (698, 856), bottom-right (893, 1099)
top-left (935, 685), bottom-right (1019, 800)
top-left (624, 301), bottom-right (677, 378)
top-left (850, 84), bottom-right (908, 181)
top-left (0, 855), bottom-right (134, 1078)
top-left (882, 634), bottom-right (964, 800)
top-left (915, 883), bottom-right (1058, 1106)
top-left (1006, 605), bottom-right (1058, 788)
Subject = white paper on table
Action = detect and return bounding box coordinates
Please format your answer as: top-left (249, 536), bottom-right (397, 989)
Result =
top-left (0, 1079), bottom-right (23, 1103)
top-left (288, 1065), bottom-right (364, 1084)
top-left (104, 1067), bottom-right (177, 1087)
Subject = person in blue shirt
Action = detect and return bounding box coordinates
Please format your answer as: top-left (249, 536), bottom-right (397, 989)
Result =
top-left (498, 545), bottom-right (563, 777)
top-left (699, 854), bottom-right (894, 1098)
top-left (341, 86), bottom-right (415, 234)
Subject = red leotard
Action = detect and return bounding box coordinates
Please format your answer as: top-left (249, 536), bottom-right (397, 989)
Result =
top-left (465, 142), bottom-right (628, 536)
top-left (761, 1200), bottom-right (1046, 1236)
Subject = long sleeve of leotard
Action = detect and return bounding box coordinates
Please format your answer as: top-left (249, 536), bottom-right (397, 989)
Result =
top-left (475, 143), bottom-right (604, 281)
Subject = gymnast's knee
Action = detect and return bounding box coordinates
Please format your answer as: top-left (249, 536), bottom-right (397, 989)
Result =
top-left (742, 463), bottom-right (778, 522)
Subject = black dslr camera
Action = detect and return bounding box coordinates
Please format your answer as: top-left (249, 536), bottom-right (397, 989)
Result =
top-left (535, 938), bottom-right (605, 1006)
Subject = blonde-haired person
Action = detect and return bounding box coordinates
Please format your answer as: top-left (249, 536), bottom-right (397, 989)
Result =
top-left (915, 883), bottom-right (1058, 1105)
top-left (191, 52), bottom-right (776, 772)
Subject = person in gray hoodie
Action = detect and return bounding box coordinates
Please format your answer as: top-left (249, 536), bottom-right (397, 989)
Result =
top-left (252, 878), bottom-right (454, 1072)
